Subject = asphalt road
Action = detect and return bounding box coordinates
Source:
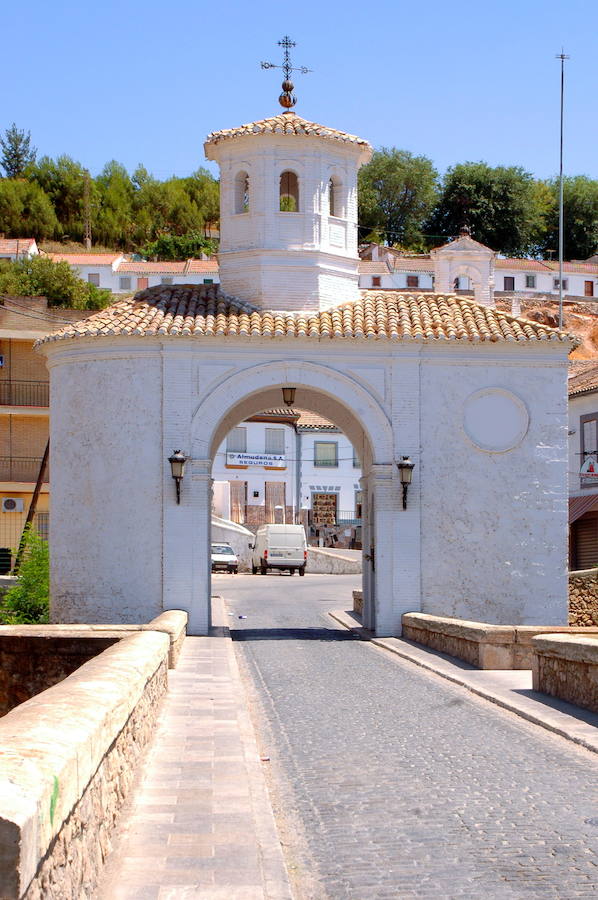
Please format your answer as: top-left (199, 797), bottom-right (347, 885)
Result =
top-left (215, 573), bottom-right (598, 900)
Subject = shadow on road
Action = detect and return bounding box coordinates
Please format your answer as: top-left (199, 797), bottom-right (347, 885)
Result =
top-left (230, 627), bottom-right (359, 642)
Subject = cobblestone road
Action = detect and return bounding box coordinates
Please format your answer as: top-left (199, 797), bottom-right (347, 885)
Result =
top-left (218, 574), bottom-right (598, 900)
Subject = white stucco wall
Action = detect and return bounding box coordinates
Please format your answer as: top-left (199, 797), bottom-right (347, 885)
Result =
top-left (418, 347), bottom-right (569, 625)
top-left (48, 348), bottom-right (163, 623)
top-left (299, 431), bottom-right (361, 513)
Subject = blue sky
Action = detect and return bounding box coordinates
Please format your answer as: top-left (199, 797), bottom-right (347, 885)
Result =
top-left (3, 0), bottom-right (596, 181)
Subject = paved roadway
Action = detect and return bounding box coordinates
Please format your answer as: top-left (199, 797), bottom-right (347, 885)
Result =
top-left (214, 573), bottom-right (598, 900)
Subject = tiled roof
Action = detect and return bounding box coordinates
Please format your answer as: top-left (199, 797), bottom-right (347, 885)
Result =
top-left (495, 259), bottom-right (552, 271)
top-left (48, 253), bottom-right (122, 266)
top-left (37, 285), bottom-right (577, 347)
top-left (185, 259), bottom-right (219, 273)
top-left (296, 410), bottom-right (338, 430)
top-left (358, 261), bottom-right (390, 274)
top-left (0, 237), bottom-right (36, 254)
top-left (118, 261), bottom-right (188, 274)
top-left (568, 363), bottom-right (598, 396)
top-left (205, 113), bottom-right (371, 150)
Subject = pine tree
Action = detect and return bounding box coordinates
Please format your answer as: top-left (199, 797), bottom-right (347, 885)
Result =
top-left (0, 123), bottom-right (37, 178)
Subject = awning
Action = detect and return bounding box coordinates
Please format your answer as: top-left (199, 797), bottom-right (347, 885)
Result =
top-left (569, 494), bottom-right (598, 524)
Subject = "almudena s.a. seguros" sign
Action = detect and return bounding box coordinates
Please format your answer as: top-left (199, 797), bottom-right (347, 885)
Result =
top-left (226, 452), bottom-right (286, 468)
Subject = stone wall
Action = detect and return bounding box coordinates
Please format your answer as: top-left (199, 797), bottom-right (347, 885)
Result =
top-left (0, 631), bottom-right (170, 899)
top-left (569, 571), bottom-right (598, 626)
top-left (532, 634), bottom-right (598, 713)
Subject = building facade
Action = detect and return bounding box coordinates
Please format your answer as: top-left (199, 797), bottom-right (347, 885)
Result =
top-left (48, 254), bottom-right (219, 294)
top-left (40, 105), bottom-right (574, 636)
top-left (568, 363), bottom-right (598, 569)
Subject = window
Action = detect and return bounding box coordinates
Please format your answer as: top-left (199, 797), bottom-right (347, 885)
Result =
top-left (88, 273), bottom-right (100, 286)
top-left (234, 170), bottom-right (249, 214)
top-left (230, 481), bottom-right (247, 524)
top-left (328, 176), bottom-right (342, 217)
top-left (585, 281), bottom-right (594, 297)
top-left (581, 414), bottom-right (598, 487)
top-left (407, 275), bottom-right (419, 289)
top-left (161, 277), bottom-right (173, 285)
top-left (353, 447), bottom-right (361, 468)
top-left (314, 441), bottom-right (338, 467)
top-left (119, 276), bottom-right (131, 291)
top-left (503, 276), bottom-right (515, 291)
top-left (203, 278), bottom-right (214, 285)
top-left (554, 278), bottom-right (568, 290)
top-left (280, 171), bottom-right (299, 212)
top-left (525, 275), bottom-right (536, 289)
top-left (227, 427), bottom-right (247, 453)
top-left (265, 428), bottom-right (285, 454)
top-left (372, 276), bottom-right (381, 288)
top-left (355, 490), bottom-right (363, 520)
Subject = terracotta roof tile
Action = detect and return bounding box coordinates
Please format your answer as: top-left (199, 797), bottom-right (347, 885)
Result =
top-left (568, 363), bottom-right (598, 396)
top-left (205, 113), bottom-right (371, 150)
top-left (0, 238), bottom-right (36, 254)
top-left (48, 252), bottom-right (123, 266)
top-left (358, 261), bottom-right (391, 274)
top-left (36, 285), bottom-right (578, 347)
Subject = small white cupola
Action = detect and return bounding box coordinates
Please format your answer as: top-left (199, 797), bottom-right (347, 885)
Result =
top-left (204, 52), bottom-right (372, 311)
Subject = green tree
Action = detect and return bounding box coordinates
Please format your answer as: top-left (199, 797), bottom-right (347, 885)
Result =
top-left (94, 161), bottom-right (134, 247)
top-left (141, 232), bottom-right (217, 261)
top-left (30, 155), bottom-right (97, 242)
top-left (0, 179), bottom-right (58, 239)
top-left (539, 176), bottom-right (598, 260)
top-left (427, 162), bottom-right (541, 256)
top-left (0, 526), bottom-right (49, 624)
top-left (0, 123), bottom-right (37, 178)
top-left (0, 255), bottom-right (111, 309)
top-left (358, 148), bottom-right (438, 247)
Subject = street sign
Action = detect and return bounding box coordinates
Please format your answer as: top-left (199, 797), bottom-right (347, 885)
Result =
top-left (580, 455), bottom-right (598, 477)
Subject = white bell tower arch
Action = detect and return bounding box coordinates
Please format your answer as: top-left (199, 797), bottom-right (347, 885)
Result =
top-left (205, 101), bottom-right (371, 311)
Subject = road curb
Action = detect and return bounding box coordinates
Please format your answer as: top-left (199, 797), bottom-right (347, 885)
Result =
top-left (329, 609), bottom-right (598, 755)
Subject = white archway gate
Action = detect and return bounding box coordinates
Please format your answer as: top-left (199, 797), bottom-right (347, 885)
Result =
top-left (162, 360), bottom-right (399, 636)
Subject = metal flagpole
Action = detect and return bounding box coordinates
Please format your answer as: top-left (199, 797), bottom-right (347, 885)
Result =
top-left (556, 50), bottom-right (569, 330)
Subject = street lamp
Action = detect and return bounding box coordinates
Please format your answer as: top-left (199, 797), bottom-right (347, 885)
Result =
top-left (396, 456), bottom-right (415, 510)
top-left (282, 387), bottom-right (296, 406)
top-left (168, 450), bottom-right (187, 505)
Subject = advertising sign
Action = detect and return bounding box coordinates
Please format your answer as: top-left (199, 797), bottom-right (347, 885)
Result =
top-left (226, 452), bottom-right (286, 469)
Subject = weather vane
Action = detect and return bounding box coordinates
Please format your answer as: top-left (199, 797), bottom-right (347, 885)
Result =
top-left (261, 36), bottom-right (312, 111)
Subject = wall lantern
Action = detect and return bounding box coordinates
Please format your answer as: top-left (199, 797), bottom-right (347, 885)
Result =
top-left (282, 386), bottom-right (296, 406)
top-left (396, 456), bottom-right (415, 510)
top-left (168, 450), bottom-right (187, 504)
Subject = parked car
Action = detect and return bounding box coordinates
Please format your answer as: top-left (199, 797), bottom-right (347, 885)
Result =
top-left (251, 524), bottom-right (307, 575)
top-left (211, 543), bottom-right (238, 573)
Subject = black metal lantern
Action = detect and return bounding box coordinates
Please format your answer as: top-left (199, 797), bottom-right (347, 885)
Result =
top-left (396, 456), bottom-right (415, 510)
top-left (282, 387), bottom-right (296, 406)
top-left (168, 450), bottom-right (187, 504)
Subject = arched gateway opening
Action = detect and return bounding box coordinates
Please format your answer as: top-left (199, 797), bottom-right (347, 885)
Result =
top-left (188, 362), bottom-right (394, 635)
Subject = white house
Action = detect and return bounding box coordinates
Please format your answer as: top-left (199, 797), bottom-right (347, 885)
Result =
top-left (212, 410), bottom-right (362, 544)
top-left (47, 253), bottom-right (219, 293)
top-left (38, 98), bottom-right (575, 636)
top-left (0, 237), bottom-right (39, 261)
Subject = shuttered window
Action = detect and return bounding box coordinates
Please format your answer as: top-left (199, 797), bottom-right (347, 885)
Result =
top-left (573, 513), bottom-right (598, 570)
top-left (314, 441), bottom-right (338, 467)
top-left (504, 276), bottom-right (515, 291)
top-left (265, 482), bottom-right (285, 523)
top-left (230, 481), bottom-right (247, 524)
top-left (227, 427), bottom-right (247, 452)
top-left (265, 428), bottom-right (285, 453)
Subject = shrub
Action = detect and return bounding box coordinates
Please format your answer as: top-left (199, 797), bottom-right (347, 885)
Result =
top-left (0, 525), bottom-right (49, 624)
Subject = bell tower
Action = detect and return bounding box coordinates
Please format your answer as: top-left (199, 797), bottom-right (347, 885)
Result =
top-left (204, 38), bottom-right (372, 311)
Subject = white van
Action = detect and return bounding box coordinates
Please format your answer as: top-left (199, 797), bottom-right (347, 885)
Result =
top-left (251, 524), bottom-right (308, 576)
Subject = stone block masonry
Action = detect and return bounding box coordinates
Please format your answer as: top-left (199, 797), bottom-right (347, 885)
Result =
top-left (532, 634), bottom-right (598, 713)
top-left (0, 630), bottom-right (170, 899)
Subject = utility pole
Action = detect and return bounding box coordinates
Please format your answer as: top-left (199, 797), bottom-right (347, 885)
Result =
top-left (83, 171), bottom-right (92, 250)
top-left (556, 50), bottom-right (569, 330)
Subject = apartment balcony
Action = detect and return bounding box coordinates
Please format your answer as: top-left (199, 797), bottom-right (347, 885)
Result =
top-left (0, 381), bottom-right (49, 407)
top-left (0, 457), bottom-right (49, 483)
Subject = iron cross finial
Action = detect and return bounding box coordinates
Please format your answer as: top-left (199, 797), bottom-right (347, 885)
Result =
top-left (260, 36), bottom-right (312, 111)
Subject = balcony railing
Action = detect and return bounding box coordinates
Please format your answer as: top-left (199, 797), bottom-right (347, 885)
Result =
top-left (0, 457), bottom-right (49, 483)
top-left (0, 381), bottom-right (49, 407)
top-left (336, 511), bottom-right (362, 526)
